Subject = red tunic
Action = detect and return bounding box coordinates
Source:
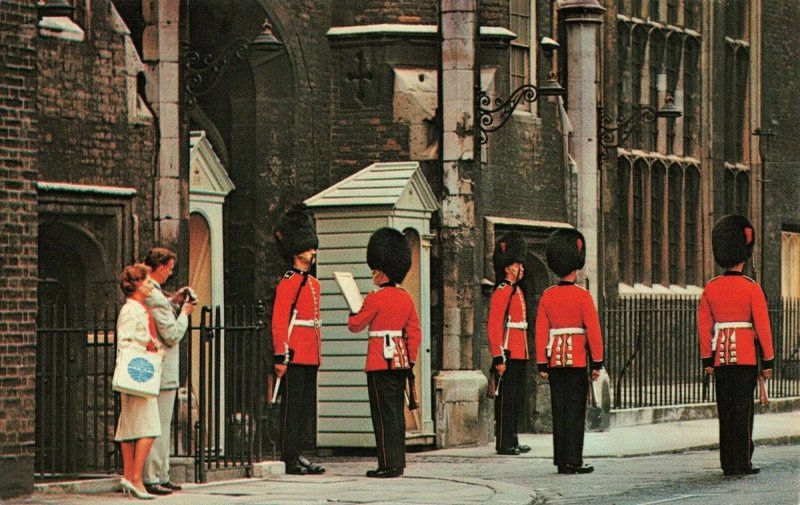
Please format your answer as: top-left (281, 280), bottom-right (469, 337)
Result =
top-left (272, 269), bottom-right (321, 366)
top-left (348, 285), bottom-right (422, 372)
top-left (487, 282), bottom-right (529, 360)
top-left (535, 282), bottom-right (604, 368)
top-left (697, 272), bottom-right (775, 367)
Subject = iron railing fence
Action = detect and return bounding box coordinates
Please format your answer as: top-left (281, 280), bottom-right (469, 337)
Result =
top-left (604, 296), bottom-right (800, 410)
top-left (35, 302), bottom-right (273, 481)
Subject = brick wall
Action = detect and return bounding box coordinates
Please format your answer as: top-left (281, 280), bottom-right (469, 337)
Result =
top-left (36, 1), bottom-right (155, 250)
top-left (0, 0), bottom-right (38, 498)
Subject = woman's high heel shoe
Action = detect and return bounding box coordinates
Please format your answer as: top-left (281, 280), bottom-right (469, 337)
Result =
top-left (120, 478), bottom-right (155, 500)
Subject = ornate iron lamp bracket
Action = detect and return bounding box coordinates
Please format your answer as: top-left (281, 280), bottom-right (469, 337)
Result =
top-left (478, 84), bottom-right (540, 145)
top-left (598, 105), bottom-right (657, 150)
top-left (184, 37), bottom-right (252, 107)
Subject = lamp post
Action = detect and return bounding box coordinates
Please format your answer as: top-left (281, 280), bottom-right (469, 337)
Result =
top-left (595, 96), bottom-right (681, 307)
top-left (477, 39), bottom-right (567, 145)
top-left (752, 127), bottom-right (775, 282)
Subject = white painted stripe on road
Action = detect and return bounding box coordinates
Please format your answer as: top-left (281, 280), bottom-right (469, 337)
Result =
top-left (638, 494), bottom-right (724, 505)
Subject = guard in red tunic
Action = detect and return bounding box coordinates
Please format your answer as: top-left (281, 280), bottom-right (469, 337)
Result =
top-left (488, 232), bottom-right (531, 455)
top-left (272, 205), bottom-right (325, 475)
top-left (535, 228), bottom-right (603, 474)
top-left (348, 228), bottom-right (421, 478)
top-left (698, 215), bottom-right (775, 476)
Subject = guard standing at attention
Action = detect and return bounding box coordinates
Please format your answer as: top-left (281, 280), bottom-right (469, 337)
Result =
top-left (698, 215), bottom-right (774, 476)
top-left (348, 227), bottom-right (422, 478)
top-left (535, 228), bottom-right (603, 474)
top-left (488, 232), bottom-right (531, 456)
top-left (272, 205), bottom-right (325, 475)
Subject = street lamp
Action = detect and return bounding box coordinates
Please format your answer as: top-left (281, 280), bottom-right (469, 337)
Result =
top-left (477, 38), bottom-right (567, 145)
top-left (752, 127), bottom-right (775, 281)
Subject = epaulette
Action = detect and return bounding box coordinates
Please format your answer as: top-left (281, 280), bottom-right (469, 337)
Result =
top-left (496, 282), bottom-right (509, 290)
top-left (743, 275), bottom-right (757, 283)
top-left (283, 270), bottom-right (295, 279)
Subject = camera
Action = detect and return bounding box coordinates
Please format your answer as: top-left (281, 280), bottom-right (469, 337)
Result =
top-left (183, 287), bottom-right (196, 303)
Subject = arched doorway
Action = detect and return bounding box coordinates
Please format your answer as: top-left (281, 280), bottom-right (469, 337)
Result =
top-left (36, 222), bottom-right (115, 474)
top-left (402, 228), bottom-right (424, 434)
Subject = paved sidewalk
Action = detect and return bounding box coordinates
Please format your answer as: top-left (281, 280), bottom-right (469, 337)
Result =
top-left (4, 411), bottom-right (798, 505)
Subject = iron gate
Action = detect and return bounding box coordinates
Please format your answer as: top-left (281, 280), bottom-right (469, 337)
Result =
top-left (35, 302), bottom-right (275, 481)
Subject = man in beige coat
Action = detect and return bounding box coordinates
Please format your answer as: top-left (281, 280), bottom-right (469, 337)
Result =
top-left (143, 247), bottom-right (195, 495)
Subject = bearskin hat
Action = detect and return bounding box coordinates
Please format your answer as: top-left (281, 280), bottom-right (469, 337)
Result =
top-left (493, 232), bottom-right (528, 282)
top-left (545, 228), bottom-right (586, 278)
top-left (367, 227), bottom-right (412, 284)
top-left (273, 204), bottom-right (319, 263)
top-left (712, 214), bottom-right (755, 269)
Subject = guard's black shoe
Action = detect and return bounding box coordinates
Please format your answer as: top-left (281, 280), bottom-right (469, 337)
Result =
top-left (366, 467), bottom-right (403, 478)
top-left (558, 464), bottom-right (594, 474)
top-left (724, 467), bottom-right (760, 476)
top-left (297, 455), bottom-right (325, 474)
top-left (516, 444), bottom-right (531, 453)
top-left (286, 464), bottom-right (309, 475)
top-left (160, 481), bottom-right (182, 491)
top-left (144, 483), bottom-right (172, 495)
top-left (497, 447), bottom-right (521, 455)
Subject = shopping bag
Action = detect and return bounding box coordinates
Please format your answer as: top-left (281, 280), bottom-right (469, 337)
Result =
top-left (112, 346), bottom-right (162, 397)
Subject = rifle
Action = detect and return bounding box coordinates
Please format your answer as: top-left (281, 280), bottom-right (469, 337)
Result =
top-left (406, 368), bottom-right (418, 410)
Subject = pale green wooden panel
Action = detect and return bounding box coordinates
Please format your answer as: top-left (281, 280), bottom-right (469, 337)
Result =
top-left (322, 355), bottom-right (365, 371)
top-left (318, 385), bottom-right (367, 401)
top-left (318, 370), bottom-right (365, 386)
top-left (333, 179), bottom-right (409, 189)
top-left (318, 232), bottom-right (372, 248)
top-left (317, 432), bottom-right (375, 448)
top-left (318, 401), bottom-right (371, 417)
top-left (320, 339), bottom-right (366, 355)
top-left (319, 324), bottom-right (360, 341)
top-left (323, 187), bottom-right (406, 199)
top-left (315, 217), bottom-right (388, 233)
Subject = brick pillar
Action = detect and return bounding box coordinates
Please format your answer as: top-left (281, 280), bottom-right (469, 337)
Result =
top-left (0, 0), bottom-right (39, 498)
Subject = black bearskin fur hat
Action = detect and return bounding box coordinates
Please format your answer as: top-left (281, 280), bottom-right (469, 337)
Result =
top-left (545, 228), bottom-right (586, 278)
top-left (274, 204), bottom-right (319, 263)
top-left (712, 214), bottom-right (755, 269)
top-left (493, 232), bottom-right (528, 282)
top-left (367, 227), bottom-right (412, 284)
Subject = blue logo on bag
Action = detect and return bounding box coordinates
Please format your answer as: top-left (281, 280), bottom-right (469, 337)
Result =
top-left (128, 357), bottom-right (155, 383)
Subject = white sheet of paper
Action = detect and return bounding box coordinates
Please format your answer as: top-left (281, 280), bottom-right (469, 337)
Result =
top-left (334, 271), bottom-right (363, 313)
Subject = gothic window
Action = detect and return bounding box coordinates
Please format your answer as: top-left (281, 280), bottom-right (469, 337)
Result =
top-left (510, 0), bottom-right (533, 111)
top-left (723, 166), bottom-right (750, 215)
top-left (614, 1), bottom-right (703, 289)
top-left (683, 38), bottom-right (700, 156)
top-left (723, 1), bottom-right (750, 165)
top-left (618, 159), bottom-right (701, 287)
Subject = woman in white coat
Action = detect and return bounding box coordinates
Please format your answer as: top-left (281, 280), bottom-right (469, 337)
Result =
top-left (114, 264), bottom-right (162, 499)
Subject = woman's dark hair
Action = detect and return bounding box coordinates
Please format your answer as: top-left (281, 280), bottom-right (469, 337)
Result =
top-left (119, 263), bottom-right (149, 297)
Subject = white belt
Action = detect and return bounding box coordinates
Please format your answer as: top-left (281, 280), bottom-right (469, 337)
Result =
top-left (712, 321), bottom-right (752, 351)
top-left (506, 321), bottom-right (528, 329)
top-left (369, 330), bottom-right (403, 338)
top-left (546, 328), bottom-right (585, 358)
top-left (294, 319), bottom-right (321, 328)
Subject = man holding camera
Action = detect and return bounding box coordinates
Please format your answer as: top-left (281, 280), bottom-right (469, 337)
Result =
top-left (142, 247), bottom-right (196, 495)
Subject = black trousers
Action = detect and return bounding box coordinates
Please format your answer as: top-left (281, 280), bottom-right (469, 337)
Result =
top-left (715, 365), bottom-right (757, 472)
top-left (549, 367), bottom-right (588, 468)
top-left (495, 359), bottom-right (526, 451)
top-left (279, 364), bottom-right (318, 464)
top-left (367, 370), bottom-right (407, 470)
